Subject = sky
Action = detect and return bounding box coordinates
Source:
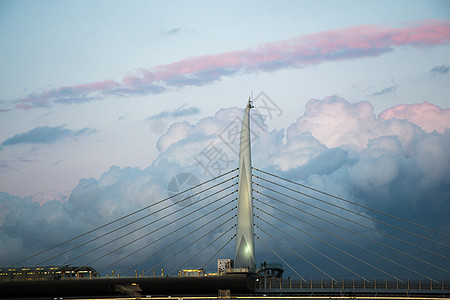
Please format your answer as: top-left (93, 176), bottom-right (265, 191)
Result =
top-left (0, 0), bottom-right (449, 278)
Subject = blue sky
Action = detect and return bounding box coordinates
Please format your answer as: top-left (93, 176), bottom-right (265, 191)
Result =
top-left (1, 0), bottom-right (449, 196)
top-left (0, 0), bottom-right (449, 277)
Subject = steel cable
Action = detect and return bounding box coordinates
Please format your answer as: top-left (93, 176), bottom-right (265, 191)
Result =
top-left (142, 216), bottom-right (237, 275)
top-left (60, 184), bottom-right (238, 266)
top-left (169, 226), bottom-right (236, 275)
top-left (37, 174), bottom-right (238, 265)
top-left (254, 188), bottom-right (449, 277)
top-left (253, 175), bottom-right (450, 252)
top-left (117, 209), bottom-right (236, 275)
top-left (255, 214), bottom-right (367, 281)
top-left (83, 193), bottom-right (237, 268)
top-left (255, 199), bottom-right (405, 282)
top-left (256, 225), bottom-right (335, 282)
top-left (10, 167), bottom-right (238, 267)
top-left (255, 234), bottom-right (305, 281)
top-left (200, 234), bottom-right (236, 270)
top-left (99, 203), bottom-right (237, 273)
top-left (253, 167), bottom-right (450, 239)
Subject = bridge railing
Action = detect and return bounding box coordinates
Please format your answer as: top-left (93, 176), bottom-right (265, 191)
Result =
top-left (256, 277), bottom-right (450, 291)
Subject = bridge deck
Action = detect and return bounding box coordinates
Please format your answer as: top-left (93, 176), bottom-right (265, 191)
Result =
top-left (2, 275), bottom-right (449, 299)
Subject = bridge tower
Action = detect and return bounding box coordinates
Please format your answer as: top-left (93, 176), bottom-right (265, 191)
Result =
top-left (234, 99), bottom-right (256, 269)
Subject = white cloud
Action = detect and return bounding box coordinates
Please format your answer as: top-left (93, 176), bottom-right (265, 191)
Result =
top-left (286, 96), bottom-right (376, 151)
top-left (379, 101), bottom-right (450, 134)
top-left (156, 122), bottom-right (192, 152)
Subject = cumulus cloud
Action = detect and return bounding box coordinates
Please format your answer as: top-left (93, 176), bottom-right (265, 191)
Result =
top-left (275, 98), bottom-right (450, 223)
top-left (1, 125), bottom-right (94, 147)
top-left (156, 121), bottom-right (193, 152)
top-left (286, 96), bottom-right (377, 151)
top-left (3, 20), bottom-right (450, 111)
top-left (1, 98), bottom-right (449, 278)
top-left (379, 101), bottom-right (450, 134)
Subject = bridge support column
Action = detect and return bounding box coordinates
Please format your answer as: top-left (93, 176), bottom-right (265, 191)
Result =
top-left (234, 100), bottom-right (256, 270)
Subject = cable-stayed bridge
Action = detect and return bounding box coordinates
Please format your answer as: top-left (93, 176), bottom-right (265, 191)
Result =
top-left (1, 101), bottom-right (449, 299)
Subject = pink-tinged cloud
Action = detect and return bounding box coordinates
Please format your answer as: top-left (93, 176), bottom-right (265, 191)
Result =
top-left (379, 102), bottom-right (450, 134)
top-left (6, 20), bottom-right (450, 110)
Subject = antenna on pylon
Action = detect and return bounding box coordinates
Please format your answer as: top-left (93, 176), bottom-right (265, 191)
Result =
top-left (249, 91), bottom-right (254, 108)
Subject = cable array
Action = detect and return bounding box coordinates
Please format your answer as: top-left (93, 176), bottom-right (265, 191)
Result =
top-left (253, 168), bottom-right (450, 238)
top-left (254, 174), bottom-right (449, 251)
top-left (168, 224), bottom-right (236, 275)
top-left (255, 216), bottom-right (367, 281)
top-left (118, 208), bottom-right (236, 275)
top-left (11, 165), bottom-right (449, 281)
top-left (90, 193), bottom-right (236, 270)
top-left (255, 234), bottom-right (305, 281)
top-left (11, 168), bottom-right (239, 276)
top-left (252, 168), bottom-right (450, 281)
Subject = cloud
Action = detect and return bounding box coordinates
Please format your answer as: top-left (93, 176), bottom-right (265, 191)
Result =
top-left (156, 121), bottom-right (192, 152)
top-left (1, 98), bottom-right (449, 278)
top-left (51, 160), bottom-right (63, 167)
top-left (379, 101), bottom-right (450, 134)
top-left (430, 64), bottom-right (449, 75)
top-left (274, 98), bottom-right (450, 205)
top-left (162, 27), bottom-right (182, 35)
top-left (147, 104), bottom-right (200, 121)
top-left (0, 162), bottom-right (16, 172)
top-left (0, 157), bottom-right (41, 174)
top-left (29, 190), bottom-right (70, 206)
top-left (4, 20), bottom-right (450, 110)
top-left (286, 96), bottom-right (377, 151)
top-left (371, 84), bottom-right (398, 96)
top-left (1, 125), bottom-right (95, 147)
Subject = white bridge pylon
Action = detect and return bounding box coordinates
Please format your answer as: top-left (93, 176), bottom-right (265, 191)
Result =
top-left (234, 99), bottom-right (256, 269)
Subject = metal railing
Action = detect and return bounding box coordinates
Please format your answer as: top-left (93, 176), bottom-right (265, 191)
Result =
top-left (256, 277), bottom-right (450, 291)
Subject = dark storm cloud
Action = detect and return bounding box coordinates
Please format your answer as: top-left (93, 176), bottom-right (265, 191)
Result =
top-left (1, 125), bottom-right (94, 146)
